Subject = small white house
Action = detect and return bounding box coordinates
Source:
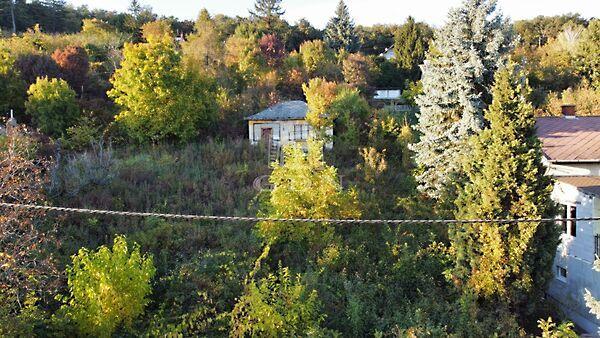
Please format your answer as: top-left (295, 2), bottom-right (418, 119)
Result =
top-left (246, 101), bottom-right (333, 150)
top-left (373, 89), bottom-right (402, 101)
top-left (379, 45), bottom-right (395, 60)
top-left (537, 109), bottom-right (600, 333)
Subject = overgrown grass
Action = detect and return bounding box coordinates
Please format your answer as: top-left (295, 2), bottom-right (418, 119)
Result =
top-left (46, 138), bottom-right (272, 333)
top-left (50, 141), bottom-right (263, 273)
top-left (52, 138), bottom-right (270, 215)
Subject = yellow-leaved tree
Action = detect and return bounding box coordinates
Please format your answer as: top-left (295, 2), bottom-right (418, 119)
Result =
top-left (108, 32), bottom-right (217, 143)
top-left (258, 140), bottom-right (360, 262)
top-left (58, 236), bottom-right (155, 337)
top-left (302, 78), bottom-right (339, 138)
top-left (232, 140), bottom-right (359, 337)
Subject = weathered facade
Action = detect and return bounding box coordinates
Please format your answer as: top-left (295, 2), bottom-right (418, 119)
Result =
top-left (537, 113), bottom-right (600, 333)
top-left (246, 101), bottom-right (333, 150)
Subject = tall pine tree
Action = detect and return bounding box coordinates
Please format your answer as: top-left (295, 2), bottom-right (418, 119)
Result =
top-left (453, 60), bottom-right (559, 316)
top-left (411, 0), bottom-right (514, 201)
top-left (324, 0), bottom-right (359, 53)
top-left (128, 0), bottom-right (142, 17)
top-left (249, 0), bottom-right (285, 30)
top-left (42, 0), bottom-right (66, 32)
top-left (393, 16), bottom-right (432, 82)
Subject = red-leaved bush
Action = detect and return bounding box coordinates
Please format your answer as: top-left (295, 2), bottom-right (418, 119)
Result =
top-left (51, 46), bottom-right (90, 93)
top-left (259, 34), bottom-right (285, 67)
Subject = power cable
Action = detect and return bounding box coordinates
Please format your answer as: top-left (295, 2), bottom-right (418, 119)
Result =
top-left (0, 202), bottom-right (595, 225)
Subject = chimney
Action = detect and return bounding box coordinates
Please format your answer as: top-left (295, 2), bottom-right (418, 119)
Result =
top-left (561, 104), bottom-right (577, 119)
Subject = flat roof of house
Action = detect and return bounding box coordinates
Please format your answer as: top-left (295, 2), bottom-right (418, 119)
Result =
top-left (245, 101), bottom-right (308, 121)
top-left (536, 116), bottom-right (600, 162)
top-left (556, 176), bottom-right (600, 197)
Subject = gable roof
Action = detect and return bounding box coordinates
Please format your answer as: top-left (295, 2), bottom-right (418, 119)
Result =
top-left (245, 101), bottom-right (308, 121)
top-left (536, 116), bottom-right (600, 162)
top-left (556, 176), bottom-right (600, 197)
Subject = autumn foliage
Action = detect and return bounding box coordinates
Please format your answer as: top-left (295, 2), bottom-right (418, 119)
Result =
top-left (259, 34), bottom-right (285, 67)
top-left (51, 46), bottom-right (90, 93)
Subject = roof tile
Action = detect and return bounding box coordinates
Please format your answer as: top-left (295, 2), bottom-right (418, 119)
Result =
top-left (245, 101), bottom-right (308, 121)
top-left (536, 117), bottom-right (600, 162)
top-left (556, 176), bottom-right (600, 197)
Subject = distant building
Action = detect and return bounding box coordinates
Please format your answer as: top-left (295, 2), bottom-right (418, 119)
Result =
top-left (380, 45), bottom-right (395, 60)
top-left (373, 89), bottom-right (402, 101)
top-left (372, 89), bottom-right (418, 115)
top-left (537, 105), bottom-right (600, 333)
top-left (245, 101), bottom-right (333, 151)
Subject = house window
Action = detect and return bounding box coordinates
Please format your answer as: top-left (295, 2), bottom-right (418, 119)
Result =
top-left (595, 234), bottom-right (600, 259)
top-left (556, 266), bottom-right (567, 282)
top-left (293, 124), bottom-right (308, 140)
top-left (559, 204), bottom-right (577, 237)
top-left (569, 206), bottom-right (577, 237)
top-left (559, 205), bottom-right (567, 234)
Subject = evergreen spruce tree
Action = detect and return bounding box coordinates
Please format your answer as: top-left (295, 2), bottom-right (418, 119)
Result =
top-left (249, 0), bottom-right (285, 30)
top-left (128, 0), bottom-right (142, 18)
top-left (393, 16), bottom-right (432, 81)
top-left (411, 0), bottom-right (514, 201)
top-left (42, 0), bottom-right (66, 32)
top-left (453, 61), bottom-right (559, 316)
top-left (324, 0), bottom-right (359, 53)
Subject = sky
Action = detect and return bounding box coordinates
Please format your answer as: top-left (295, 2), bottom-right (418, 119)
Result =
top-left (67, 0), bottom-right (599, 28)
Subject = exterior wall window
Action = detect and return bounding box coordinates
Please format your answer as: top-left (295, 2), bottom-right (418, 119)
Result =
top-left (293, 124), bottom-right (309, 140)
top-left (559, 205), bottom-right (567, 233)
top-left (556, 266), bottom-right (568, 282)
top-left (559, 204), bottom-right (577, 236)
top-left (569, 206), bottom-right (577, 237)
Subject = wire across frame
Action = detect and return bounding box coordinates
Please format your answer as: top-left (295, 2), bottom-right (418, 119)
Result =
top-left (1, 202), bottom-right (597, 225)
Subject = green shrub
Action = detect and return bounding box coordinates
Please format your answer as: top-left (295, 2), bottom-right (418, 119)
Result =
top-left (25, 77), bottom-right (80, 137)
top-left (537, 317), bottom-right (577, 338)
top-left (231, 266), bottom-right (326, 337)
top-left (60, 116), bottom-right (103, 151)
top-left (59, 236), bottom-right (155, 337)
top-left (146, 250), bottom-right (252, 336)
top-left (0, 51), bottom-right (26, 115)
top-left (0, 291), bottom-right (48, 337)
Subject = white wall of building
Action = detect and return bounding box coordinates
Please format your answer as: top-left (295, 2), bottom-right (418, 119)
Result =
top-left (544, 158), bottom-right (600, 177)
top-left (248, 120), bottom-right (333, 149)
top-left (549, 181), bottom-right (600, 333)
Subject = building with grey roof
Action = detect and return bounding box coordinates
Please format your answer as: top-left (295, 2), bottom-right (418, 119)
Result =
top-left (246, 101), bottom-right (332, 151)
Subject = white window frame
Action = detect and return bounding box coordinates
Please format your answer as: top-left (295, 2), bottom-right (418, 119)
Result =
top-left (568, 205), bottom-right (577, 237)
top-left (556, 265), bottom-right (567, 282)
top-left (293, 124), bottom-right (308, 141)
top-left (559, 203), bottom-right (577, 237)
